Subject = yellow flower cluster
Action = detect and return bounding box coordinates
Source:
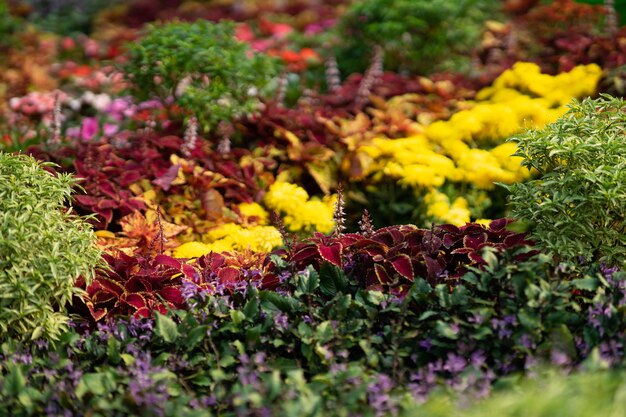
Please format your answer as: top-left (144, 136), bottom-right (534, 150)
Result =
top-left (349, 62), bottom-right (602, 224)
top-left (264, 181), bottom-right (336, 234)
top-left (173, 223), bottom-right (283, 258)
top-left (478, 62), bottom-right (603, 106)
top-left (238, 202), bottom-right (269, 225)
top-left (424, 189), bottom-right (471, 226)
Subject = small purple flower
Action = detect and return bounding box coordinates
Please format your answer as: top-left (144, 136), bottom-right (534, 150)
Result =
top-left (367, 374), bottom-right (397, 417)
top-left (443, 353), bottom-right (467, 374)
top-left (418, 338), bottom-right (432, 352)
top-left (274, 312), bottom-right (289, 330)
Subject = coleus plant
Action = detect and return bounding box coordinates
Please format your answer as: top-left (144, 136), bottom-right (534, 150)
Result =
top-left (77, 248), bottom-right (284, 322)
top-left (76, 252), bottom-right (187, 321)
top-left (290, 218), bottom-right (535, 294)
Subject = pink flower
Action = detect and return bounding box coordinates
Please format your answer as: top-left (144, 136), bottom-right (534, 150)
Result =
top-left (80, 117), bottom-right (99, 141)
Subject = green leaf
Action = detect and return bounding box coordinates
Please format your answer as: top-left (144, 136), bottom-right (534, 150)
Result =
top-left (155, 313), bottom-right (180, 343)
top-left (259, 291), bottom-right (303, 313)
top-left (296, 266), bottom-right (320, 295)
top-left (571, 278), bottom-right (600, 291)
top-left (186, 325), bottom-right (209, 348)
top-left (76, 373), bottom-right (110, 399)
top-left (243, 296), bottom-right (259, 319)
top-left (319, 263), bottom-right (348, 297)
top-left (3, 364), bottom-right (25, 397)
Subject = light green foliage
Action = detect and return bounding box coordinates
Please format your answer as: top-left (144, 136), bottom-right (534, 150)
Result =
top-left (0, 0), bottom-right (19, 48)
top-left (123, 20), bottom-right (281, 132)
top-left (411, 369), bottom-right (626, 417)
top-left (335, 0), bottom-right (498, 75)
top-left (0, 153), bottom-right (101, 341)
top-left (508, 95), bottom-right (626, 265)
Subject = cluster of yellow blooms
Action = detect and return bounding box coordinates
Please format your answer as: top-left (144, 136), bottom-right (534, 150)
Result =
top-left (264, 181), bottom-right (336, 234)
top-left (173, 181), bottom-right (337, 258)
top-left (173, 202), bottom-right (284, 258)
top-left (352, 62), bottom-right (602, 225)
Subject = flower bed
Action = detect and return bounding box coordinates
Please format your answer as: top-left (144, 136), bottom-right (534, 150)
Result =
top-left (2, 0), bottom-right (626, 416)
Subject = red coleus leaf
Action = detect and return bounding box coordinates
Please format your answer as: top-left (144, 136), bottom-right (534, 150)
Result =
top-left (389, 254), bottom-right (414, 281)
top-left (133, 307), bottom-right (151, 319)
top-left (290, 245), bottom-right (320, 265)
top-left (181, 264), bottom-right (198, 279)
top-left (87, 276), bottom-right (124, 297)
top-left (158, 287), bottom-right (184, 306)
top-left (218, 266), bottom-right (241, 286)
top-left (123, 293), bottom-right (147, 310)
top-left (74, 195), bottom-right (100, 206)
top-left (90, 290), bottom-right (117, 305)
top-left (318, 242), bottom-right (343, 267)
top-left (154, 254), bottom-right (182, 270)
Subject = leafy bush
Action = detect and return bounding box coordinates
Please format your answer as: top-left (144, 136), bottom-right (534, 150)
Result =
top-left (412, 369), bottom-right (626, 417)
top-left (335, 0), bottom-right (499, 75)
top-left (123, 20), bottom-right (281, 132)
top-left (3, 244), bottom-right (626, 416)
top-left (0, 0), bottom-right (19, 48)
top-left (507, 95), bottom-right (626, 265)
top-left (0, 152), bottom-right (101, 341)
top-left (23, 0), bottom-right (122, 36)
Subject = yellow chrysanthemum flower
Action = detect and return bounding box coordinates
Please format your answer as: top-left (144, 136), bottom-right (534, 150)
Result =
top-left (264, 181), bottom-right (336, 234)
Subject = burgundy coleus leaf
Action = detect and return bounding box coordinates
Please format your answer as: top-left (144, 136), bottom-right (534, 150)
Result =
top-left (260, 273), bottom-right (280, 290)
top-left (152, 163), bottom-right (181, 191)
top-left (290, 245), bottom-right (321, 266)
top-left (463, 233), bottom-right (488, 250)
top-left (424, 256), bottom-right (444, 281)
top-left (318, 242), bottom-right (343, 267)
top-left (488, 218), bottom-right (512, 232)
top-left (442, 233), bottom-right (458, 250)
top-left (158, 287), bottom-right (184, 306)
top-left (124, 275), bottom-right (151, 293)
top-left (90, 290), bottom-right (117, 305)
top-left (123, 293), bottom-right (147, 310)
top-left (133, 307), bottom-right (151, 319)
top-left (96, 199), bottom-right (118, 210)
top-left (88, 276), bottom-right (124, 297)
top-left (503, 233), bottom-right (529, 247)
top-left (154, 254), bottom-right (182, 270)
top-left (74, 195), bottom-right (100, 206)
top-left (374, 263), bottom-right (392, 285)
top-left (389, 254), bottom-right (414, 281)
top-left (85, 301), bottom-right (108, 322)
top-left (181, 264), bottom-right (198, 279)
top-left (119, 170), bottom-right (143, 186)
top-left (372, 226), bottom-right (406, 247)
top-left (361, 245), bottom-right (388, 258)
top-left (218, 266), bottom-right (242, 286)
top-left (468, 251), bottom-right (485, 264)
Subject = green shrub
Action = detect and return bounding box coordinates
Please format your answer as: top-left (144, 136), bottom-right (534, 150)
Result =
top-left (0, 153), bottom-right (101, 341)
top-left (0, 0), bottom-right (19, 48)
top-left (123, 20), bottom-right (282, 133)
top-left (411, 369), bottom-right (626, 417)
top-left (335, 0), bottom-right (498, 75)
top-left (507, 95), bottom-right (626, 265)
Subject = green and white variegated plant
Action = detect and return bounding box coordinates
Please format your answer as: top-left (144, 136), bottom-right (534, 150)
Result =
top-left (0, 153), bottom-right (101, 341)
